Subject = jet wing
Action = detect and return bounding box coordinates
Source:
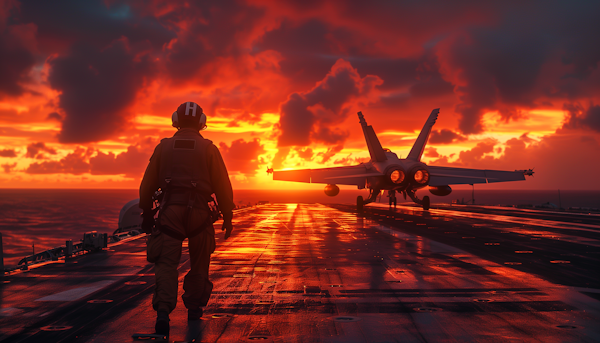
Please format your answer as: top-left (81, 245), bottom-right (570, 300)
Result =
top-left (274, 165), bottom-right (382, 186)
top-left (428, 166), bottom-right (526, 186)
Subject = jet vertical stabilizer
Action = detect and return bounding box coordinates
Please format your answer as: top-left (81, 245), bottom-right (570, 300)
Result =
top-left (358, 111), bottom-right (387, 162)
top-left (407, 108), bottom-right (439, 161)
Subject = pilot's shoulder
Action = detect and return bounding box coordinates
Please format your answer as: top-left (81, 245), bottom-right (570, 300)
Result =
top-left (152, 137), bottom-right (169, 146)
top-left (155, 137), bottom-right (169, 149)
top-left (205, 140), bottom-right (224, 157)
top-left (200, 136), bottom-right (215, 148)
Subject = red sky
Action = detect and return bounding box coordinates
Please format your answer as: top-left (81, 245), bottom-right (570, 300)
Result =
top-left (1, 0), bottom-right (599, 190)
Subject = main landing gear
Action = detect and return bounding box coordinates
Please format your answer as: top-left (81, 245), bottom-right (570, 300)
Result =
top-left (405, 189), bottom-right (431, 211)
top-left (358, 188), bottom-right (430, 212)
top-left (422, 196), bottom-right (430, 211)
top-left (357, 196), bottom-right (364, 213)
top-left (357, 188), bottom-right (381, 212)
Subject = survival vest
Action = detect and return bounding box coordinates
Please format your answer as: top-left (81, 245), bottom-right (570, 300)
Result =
top-left (156, 129), bottom-right (214, 240)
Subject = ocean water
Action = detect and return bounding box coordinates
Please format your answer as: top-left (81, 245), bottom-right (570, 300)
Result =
top-left (1, 188), bottom-right (598, 267)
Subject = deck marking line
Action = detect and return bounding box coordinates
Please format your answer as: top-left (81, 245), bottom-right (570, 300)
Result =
top-left (35, 280), bottom-right (115, 302)
top-left (0, 307), bottom-right (24, 317)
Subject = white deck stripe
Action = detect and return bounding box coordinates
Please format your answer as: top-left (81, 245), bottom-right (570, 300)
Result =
top-left (35, 280), bottom-right (115, 302)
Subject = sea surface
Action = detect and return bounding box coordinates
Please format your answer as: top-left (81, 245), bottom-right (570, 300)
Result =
top-left (1, 188), bottom-right (599, 267)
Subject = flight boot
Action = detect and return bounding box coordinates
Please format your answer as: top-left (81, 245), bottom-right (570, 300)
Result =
top-left (155, 310), bottom-right (170, 337)
top-left (188, 307), bottom-right (203, 320)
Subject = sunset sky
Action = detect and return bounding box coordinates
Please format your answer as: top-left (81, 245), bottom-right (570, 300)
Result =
top-left (1, 0), bottom-right (599, 190)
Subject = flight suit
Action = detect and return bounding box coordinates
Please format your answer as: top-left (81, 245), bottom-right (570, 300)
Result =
top-left (140, 128), bottom-right (234, 314)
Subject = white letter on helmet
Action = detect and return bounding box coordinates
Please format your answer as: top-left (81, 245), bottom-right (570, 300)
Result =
top-left (185, 102), bottom-right (197, 117)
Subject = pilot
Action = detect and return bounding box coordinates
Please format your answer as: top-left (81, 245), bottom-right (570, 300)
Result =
top-left (139, 101), bottom-right (234, 337)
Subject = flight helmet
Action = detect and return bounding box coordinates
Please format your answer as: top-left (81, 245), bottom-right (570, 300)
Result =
top-left (172, 102), bottom-right (207, 130)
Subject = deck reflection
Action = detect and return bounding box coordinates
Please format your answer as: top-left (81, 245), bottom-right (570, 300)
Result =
top-left (1, 203), bottom-right (599, 342)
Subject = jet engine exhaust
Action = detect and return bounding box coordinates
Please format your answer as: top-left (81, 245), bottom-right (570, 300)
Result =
top-left (388, 169), bottom-right (405, 184)
top-left (324, 184), bottom-right (340, 197)
top-left (411, 168), bottom-right (430, 185)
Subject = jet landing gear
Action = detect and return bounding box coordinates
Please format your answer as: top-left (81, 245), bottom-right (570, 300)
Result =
top-left (357, 196), bottom-right (364, 213)
top-left (422, 196), bottom-right (430, 211)
top-left (357, 188), bottom-right (381, 212)
top-left (405, 189), bottom-right (431, 211)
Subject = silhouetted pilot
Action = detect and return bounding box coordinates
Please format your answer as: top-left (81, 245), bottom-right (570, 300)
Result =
top-left (139, 101), bottom-right (234, 337)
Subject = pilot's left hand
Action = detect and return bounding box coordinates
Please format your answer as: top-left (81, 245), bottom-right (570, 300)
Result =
top-left (221, 212), bottom-right (233, 239)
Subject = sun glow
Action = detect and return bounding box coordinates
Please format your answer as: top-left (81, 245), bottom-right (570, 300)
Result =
top-left (480, 109), bottom-right (564, 142)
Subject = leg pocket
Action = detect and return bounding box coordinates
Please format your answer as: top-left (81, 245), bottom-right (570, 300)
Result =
top-left (147, 232), bottom-right (163, 263)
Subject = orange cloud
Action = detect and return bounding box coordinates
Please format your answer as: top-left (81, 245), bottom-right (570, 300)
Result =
top-left (0, 1), bottom-right (599, 190)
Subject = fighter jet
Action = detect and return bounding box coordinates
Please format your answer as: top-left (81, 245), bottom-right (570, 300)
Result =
top-left (273, 109), bottom-right (534, 211)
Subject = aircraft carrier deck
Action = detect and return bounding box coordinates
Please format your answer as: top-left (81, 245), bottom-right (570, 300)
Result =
top-left (1, 202), bottom-right (599, 342)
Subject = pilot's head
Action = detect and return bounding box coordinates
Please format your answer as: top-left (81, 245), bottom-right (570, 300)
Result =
top-left (171, 102), bottom-right (207, 130)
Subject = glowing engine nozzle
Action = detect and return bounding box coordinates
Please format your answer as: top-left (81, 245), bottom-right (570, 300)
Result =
top-left (389, 169), bottom-right (405, 184)
top-left (412, 168), bottom-right (430, 185)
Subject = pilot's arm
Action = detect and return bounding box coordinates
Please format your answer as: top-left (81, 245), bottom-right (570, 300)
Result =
top-left (206, 144), bottom-right (235, 239)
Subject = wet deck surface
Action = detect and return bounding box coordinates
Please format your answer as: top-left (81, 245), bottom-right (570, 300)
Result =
top-left (1, 203), bottom-right (599, 342)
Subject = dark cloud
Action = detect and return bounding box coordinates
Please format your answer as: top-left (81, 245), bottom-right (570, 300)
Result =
top-left (219, 138), bottom-right (266, 175)
top-left (409, 77), bottom-right (454, 99)
top-left (429, 129), bottom-right (467, 144)
top-left (454, 140), bottom-right (497, 166)
top-left (23, 139), bottom-right (156, 178)
top-left (582, 105), bottom-right (600, 132)
top-left (163, 0), bottom-right (265, 81)
top-left (2, 162), bottom-right (17, 173)
top-left (277, 93), bottom-right (314, 146)
top-left (89, 144), bottom-right (151, 178)
top-left (0, 4), bottom-right (36, 97)
top-left (295, 147), bottom-right (313, 161)
top-left (562, 103), bottom-right (600, 132)
top-left (48, 38), bottom-right (155, 143)
top-left (254, 19), bottom-right (340, 88)
top-left (46, 112), bottom-right (63, 121)
top-left (0, 148), bottom-right (17, 157)
top-left (253, 8), bottom-right (465, 92)
top-left (352, 54), bottom-right (452, 94)
top-left (311, 127), bottom-right (350, 145)
top-left (26, 147), bottom-right (92, 174)
top-left (19, 0), bottom-right (174, 51)
top-left (25, 142), bottom-right (57, 159)
top-left (277, 59), bottom-right (381, 147)
top-left (436, 1), bottom-right (600, 134)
